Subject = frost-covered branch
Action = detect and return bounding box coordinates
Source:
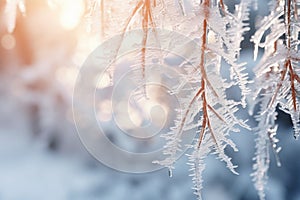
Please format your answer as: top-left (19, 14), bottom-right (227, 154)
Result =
top-left (250, 0), bottom-right (300, 199)
top-left (154, 1), bottom-right (250, 199)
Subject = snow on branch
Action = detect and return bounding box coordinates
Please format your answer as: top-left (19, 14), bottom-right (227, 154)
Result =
top-left (250, 0), bottom-right (300, 199)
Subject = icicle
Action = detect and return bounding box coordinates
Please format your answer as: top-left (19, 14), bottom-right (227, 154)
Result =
top-left (268, 125), bottom-right (282, 167)
top-left (291, 110), bottom-right (300, 139)
top-left (168, 167), bottom-right (173, 177)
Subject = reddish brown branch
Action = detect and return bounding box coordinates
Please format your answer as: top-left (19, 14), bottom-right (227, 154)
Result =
top-left (268, 60), bottom-right (288, 108)
top-left (197, 79), bottom-right (220, 150)
top-left (288, 60), bottom-right (297, 111)
top-left (178, 87), bottom-right (204, 136)
top-left (198, 80), bottom-right (208, 148)
top-left (207, 104), bottom-right (226, 122)
top-left (219, 0), bottom-right (226, 15)
top-left (267, 1), bottom-right (299, 111)
top-left (294, 74), bottom-right (300, 83)
top-left (293, 0), bottom-right (298, 20)
top-left (141, 1), bottom-right (150, 97)
top-left (197, 0), bottom-right (220, 150)
top-left (177, 0), bottom-right (223, 150)
top-left (206, 116), bottom-right (219, 149)
top-left (273, 41), bottom-right (277, 54)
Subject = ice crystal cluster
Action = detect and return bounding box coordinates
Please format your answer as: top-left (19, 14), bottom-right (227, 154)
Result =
top-left (250, 0), bottom-right (300, 199)
top-left (153, 1), bottom-right (251, 199)
top-left (3, 0), bottom-right (300, 200)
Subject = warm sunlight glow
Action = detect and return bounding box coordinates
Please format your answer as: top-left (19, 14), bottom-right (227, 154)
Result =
top-left (1, 34), bottom-right (16, 50)
top-left (141, 98), bottom-right (168, 126)
top-left (97, 100), bottom-right (112, 121)
top-left (59, 0), bottom-right (85, 30)
top-left (96, 73), bottom-right (112, 89)
top-left (128, 104), bottom-right (143, 127)
top-left (55, 66), bottom-right (79, 87)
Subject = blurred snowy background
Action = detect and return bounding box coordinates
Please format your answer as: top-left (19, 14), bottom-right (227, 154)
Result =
top-left (0, 0), bottom-right (300, 199)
